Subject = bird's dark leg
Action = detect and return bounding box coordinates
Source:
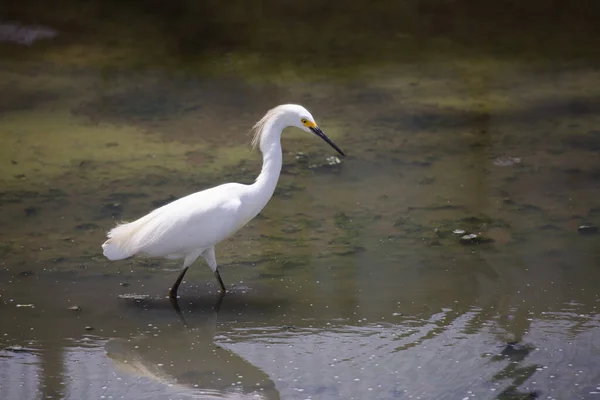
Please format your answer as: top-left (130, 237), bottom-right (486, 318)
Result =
top-left (204, 247), bottom-right (226, 293)
top-left (214, 269), bottom-right (226, 293)
top-left (213, 290), bottom-right (226, 313)
top-left (169, 266), bottom-right (190, 299)
top-left (168, 296), bottom-right (189, 327)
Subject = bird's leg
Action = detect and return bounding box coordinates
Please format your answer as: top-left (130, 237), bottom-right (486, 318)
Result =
top-left (168, 296), bottom-right (189, 328)
top-left (203, 246), bottom-right (227, 293)
top-left (169, 266), bottom-right (189, 299)
top-left (213, 290), bottom-right (226, 313)
top-left (214, 270), bottom-right (226, 292)
top-left (169, 250), bottom-right (204, 299)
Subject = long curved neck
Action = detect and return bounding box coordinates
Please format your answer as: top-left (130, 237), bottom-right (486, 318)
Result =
top-left (248, 118), bottom-right (285, 214)
top-left (254, 140), bottom-right (283, 195)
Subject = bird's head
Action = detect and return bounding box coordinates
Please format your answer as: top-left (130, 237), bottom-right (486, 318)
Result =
top-left (278, 104), bottom-right (345, 157)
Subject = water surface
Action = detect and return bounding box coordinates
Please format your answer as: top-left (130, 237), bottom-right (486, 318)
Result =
top-left (2, 1), bottom-right (600, 399)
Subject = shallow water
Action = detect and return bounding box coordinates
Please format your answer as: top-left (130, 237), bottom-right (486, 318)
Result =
top-left (2, 1), bottom-right (600, 400)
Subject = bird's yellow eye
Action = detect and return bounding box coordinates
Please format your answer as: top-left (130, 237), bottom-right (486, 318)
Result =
top-left (301, 118), bottom-right (316, 128)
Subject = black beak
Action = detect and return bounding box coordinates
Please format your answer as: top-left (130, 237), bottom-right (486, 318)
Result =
top-left (310, 126), bottom-right (345, 157)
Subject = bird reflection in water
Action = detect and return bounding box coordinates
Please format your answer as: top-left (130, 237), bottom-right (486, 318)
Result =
top-left (106, 293), bottom-right (281, 400)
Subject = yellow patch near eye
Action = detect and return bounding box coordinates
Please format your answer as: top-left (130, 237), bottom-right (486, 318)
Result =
top-left (303, 120), bottom-right (317, 129)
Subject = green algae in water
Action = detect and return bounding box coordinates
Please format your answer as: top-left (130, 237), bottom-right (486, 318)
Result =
top-left (0, 109), bottom-right (264, 191)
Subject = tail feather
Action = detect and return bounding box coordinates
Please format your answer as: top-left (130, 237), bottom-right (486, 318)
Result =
top-left (102, 239), bottom-right (129, 260)
top-left (102, 222), bottom-right (138, 260)
top-left (102, 208), bottom-right (172, 260)
top-left (102, 216), bottom-right (152, 260)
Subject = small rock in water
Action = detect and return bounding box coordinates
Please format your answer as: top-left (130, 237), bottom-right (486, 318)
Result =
top-left (309, 156), bottom-right (342, 170)
top-left (84, 326), bottom-right (94, 331)
top-left (282, 325), bottom-right (299, 331)
top-left (453, 229), bottom-right (466, 235)
top-left (500, 342), bottom-right (532, 360)
top-left (578, 225), bottom-right (598, 235)
top-left (119, 282), bottom-right (130, 287)
top-left (502, 341), bottom-right (527, 353)
top-left (325, 156), bottom-right (342, 166)
top-left (493, 156), bottom-right (521, 167)
top-left (4, 345), bottom-right (30, 353)
top-left (459, 233), bottom-right (493, 245)
top-left (118, 293), bottom-right (150, 300)
top-left (460, 234), bottom-right (478, 244)
top-left (68, 305), bottom-right (82, 311)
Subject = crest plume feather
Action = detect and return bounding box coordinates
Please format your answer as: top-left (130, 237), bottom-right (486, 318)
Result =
top-left (250, 106), bottom-right (285, 151)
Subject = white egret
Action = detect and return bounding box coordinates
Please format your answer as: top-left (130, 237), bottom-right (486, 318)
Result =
top-left (102, 104), bottom-right (345, 298)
